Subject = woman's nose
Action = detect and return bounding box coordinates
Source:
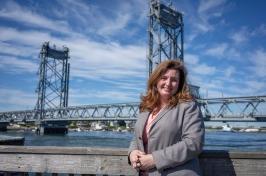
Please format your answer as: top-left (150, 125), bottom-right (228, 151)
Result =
top-left (166, 79), bottom-right (170, 85)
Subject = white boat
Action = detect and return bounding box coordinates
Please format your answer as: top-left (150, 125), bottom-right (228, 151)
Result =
top-left (244, 128), bottom-right (259, 132)
top-left (222, 124), bottom-right (233, 132)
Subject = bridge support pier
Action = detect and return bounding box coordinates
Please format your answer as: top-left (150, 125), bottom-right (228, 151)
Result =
top-left (0, 122), bottom-right (8, 131)
top-left (36, 121), bottom-right (68, 135)
top-left (125, 121), bottom-right (132, 129)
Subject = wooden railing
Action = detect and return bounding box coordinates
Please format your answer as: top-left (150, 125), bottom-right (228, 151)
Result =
top-left (0, 146), bottom-right (265, 176)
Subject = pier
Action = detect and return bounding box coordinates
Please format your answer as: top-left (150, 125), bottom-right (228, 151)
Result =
top-left (0, 146), bottom-right (265, 176)
top-left (0, 135), bottom-right (24, 145)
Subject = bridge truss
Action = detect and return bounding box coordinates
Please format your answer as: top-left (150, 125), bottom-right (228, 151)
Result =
top-left (1, 96), bottom-right (265, 123)
top-left (147, 0), bottom-right (201, 98)
top-left (35, 42), bottom-right (70, 121)
top-left (147, 0), bottom-right (184, 75)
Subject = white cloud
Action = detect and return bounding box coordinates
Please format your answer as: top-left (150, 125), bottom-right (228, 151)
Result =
top-left (0, 1), bottom-right (71, 34)
top-left (185, 54), bottom-right (199, 65)
top-left (198, 0), bottom-right (227, 13)
top-left (227, 48), bottom-right (240, 58)
top-left (0, 56), bottom-right (38, 73)
top-left (0, 41), bottom-right (37, 57)
top-left (230, 27), bottom-right (249, 44)
top-left (196, 78), bottom-right (226, 98)
top-left (0, 27), bottom-right (53, 47)
top-left (205, 43), bottom-right (228, 57)
top-left (203, 42), bottom-right (241, 60)
top-left (66, 38), bottom-right (147, 80)
top-left (249, 49), bottom-right (266, 77)
top-left (201, 89), bottom-right (224, 98)
top-left (224, 66), bottom-right (235, 78)
top-left (245, 80), bottom-right (265, 93)
top-left (52, 0), bottom-right (147, 38)
top-left (97, 13), bottom-right (131, 36)
top-left (194, 22), bottom-right (212, 33)
top-left (96, 1), bottom-right (146, 37)
top-left (68, 88), bottom-right (140, 106)
top-left (0, 26), bottom-right (146, 80)
top-left (0, 0), bottom-right (145, 40)
top-left (94, 79), bottom-right (146, 92)
top-left (185, 53), bottom-right (216, 75)
top-left (222, 83), bottom-right (261, 97)
top-left (251, 24), bottom-right (266, 36)
top-left (192, 63), bottom-right (216, 75)
top-left (0, 88), bottom-right (36, 111)
top-left (193, 0), bottom-right (227, 33)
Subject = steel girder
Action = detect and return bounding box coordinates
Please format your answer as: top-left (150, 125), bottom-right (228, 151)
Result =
top-left (198, 96), bottom-right (266, 121)
top-left (35, 42), bottom-right (70, 122)
top-left (147, 0), bottom-right (184, 76)
top-left (1, 96), bottom-right (266, 123)
top-left (0, 103), bottom-right (139, 123)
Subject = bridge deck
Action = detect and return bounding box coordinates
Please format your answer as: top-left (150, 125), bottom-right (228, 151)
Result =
top-left (1, 95), bottom-right (266, 122)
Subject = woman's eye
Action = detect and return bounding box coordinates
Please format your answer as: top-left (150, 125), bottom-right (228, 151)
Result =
top-left (171, 78), bottom-right (178, 82)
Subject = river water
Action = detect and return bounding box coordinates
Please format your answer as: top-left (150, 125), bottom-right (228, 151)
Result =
top-left (1, 130), bottom-right (266, 151)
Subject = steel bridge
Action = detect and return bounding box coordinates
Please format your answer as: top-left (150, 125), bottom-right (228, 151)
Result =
top-left (0, 1), bottom-right (265, 126)
top-left (1, 95), bottom-right (265, 123)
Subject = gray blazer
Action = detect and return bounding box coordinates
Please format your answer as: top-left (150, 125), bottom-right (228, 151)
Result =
top-left (128, 101), bottom-right (205, 176)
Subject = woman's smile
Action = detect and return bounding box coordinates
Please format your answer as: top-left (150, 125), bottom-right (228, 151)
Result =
top-left (157, 69), bottom-right (179, 102)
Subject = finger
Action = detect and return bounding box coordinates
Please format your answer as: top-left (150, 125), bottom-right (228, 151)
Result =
top-left (132, 162), bottom-right (137, 168)
top-left (137, 151), bottom-right (146, 155)
top-left (137, 154), bottom-right (146, 159)
top-left (139, 151), bottom-right (146, 154)
top-left (134, 157), bottom-right (140, 163)
top-left (138, 156), bottom-right (145, 162)
top-left (131, 155), bottom-right (139, 162)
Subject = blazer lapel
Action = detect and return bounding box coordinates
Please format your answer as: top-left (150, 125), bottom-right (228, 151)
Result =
top-left (138, 111), bottom-right (150, 135)
top-left (149, 107), bottom-right (170, 132)
top-left (137, 111), bottom-right (150, 152)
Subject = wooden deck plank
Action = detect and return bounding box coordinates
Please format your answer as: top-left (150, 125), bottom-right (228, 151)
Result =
top-left (0, 146), bottom-right (265, 176)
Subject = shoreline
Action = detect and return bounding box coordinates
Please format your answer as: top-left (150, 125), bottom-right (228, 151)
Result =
top-left (4, 125), bottom-right (266, 133)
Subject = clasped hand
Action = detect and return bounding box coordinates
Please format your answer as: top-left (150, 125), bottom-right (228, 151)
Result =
top-left (129, 150), bottom-right (155, 171)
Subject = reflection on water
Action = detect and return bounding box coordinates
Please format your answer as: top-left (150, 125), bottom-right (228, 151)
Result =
top-left (1, 130), bottom-right (266, 151)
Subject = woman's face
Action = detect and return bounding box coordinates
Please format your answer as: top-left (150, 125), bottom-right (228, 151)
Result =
top-left (156, 69), bottom-right (180, 103)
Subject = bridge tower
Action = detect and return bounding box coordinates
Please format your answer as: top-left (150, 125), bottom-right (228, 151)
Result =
top-left (147, 0), bottom-right (184, 75)
top-left (35, 42), bottom-right (70, 134)
top-left (147, 0), bottom-right (200, 98)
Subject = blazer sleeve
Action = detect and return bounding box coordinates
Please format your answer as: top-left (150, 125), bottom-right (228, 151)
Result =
top-left (128, 132), bottom-right (138, 154)
top-left (128, 129), bottom-right (139, 165)
top-left (152, 102), bottom-right (205, 170)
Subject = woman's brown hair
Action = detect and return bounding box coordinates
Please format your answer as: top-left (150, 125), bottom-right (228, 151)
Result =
top-left (140, 59), bottom-right (192, 112)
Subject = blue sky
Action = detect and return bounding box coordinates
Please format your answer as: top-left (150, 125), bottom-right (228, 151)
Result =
top-left (0, 0), bottom-right (265, 111)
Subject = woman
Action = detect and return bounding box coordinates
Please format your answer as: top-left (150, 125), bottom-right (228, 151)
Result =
top-left (128, 60), bottom-right (205, 176)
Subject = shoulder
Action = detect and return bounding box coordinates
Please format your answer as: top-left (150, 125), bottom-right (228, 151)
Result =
top-left (175, 100), bottom-right (199, 110)
top-left (171, 101), bottom-right (201, 117)
top-left (138, 110), bottom-right (150, 117)
top-left (136, 111), bottom-right (149, 122)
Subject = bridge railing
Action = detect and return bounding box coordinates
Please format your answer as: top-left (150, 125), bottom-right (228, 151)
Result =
top-left (1, 96), bottom-right (266, 122)
top-left (0, 146), bottom-right (265, 176)
top-left (198, 96), bottom-right (266, 121)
